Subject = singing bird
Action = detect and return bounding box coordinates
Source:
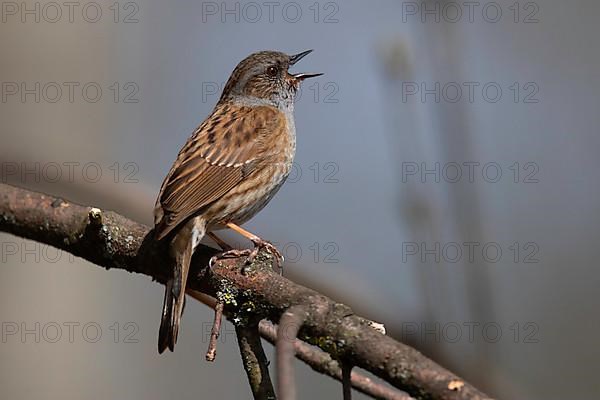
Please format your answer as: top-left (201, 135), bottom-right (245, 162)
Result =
top-left (154, 50), bottom-right (322, 353)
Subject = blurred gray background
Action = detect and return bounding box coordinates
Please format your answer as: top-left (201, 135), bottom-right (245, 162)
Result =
top-left (1, 0), bottom-right (598, 398)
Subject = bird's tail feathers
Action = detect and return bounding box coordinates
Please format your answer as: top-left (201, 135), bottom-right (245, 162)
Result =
top-left (158, 223), bottom-right (197, 353)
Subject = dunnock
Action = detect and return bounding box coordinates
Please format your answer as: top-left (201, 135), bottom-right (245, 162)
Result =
top-left (154, 50), bottom-right (321, 353)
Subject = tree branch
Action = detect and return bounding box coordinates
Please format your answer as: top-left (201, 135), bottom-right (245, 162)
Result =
top-left (236, 322), bottom-right (276, 400)
top-left (0, 183), bottom-right (493, 400)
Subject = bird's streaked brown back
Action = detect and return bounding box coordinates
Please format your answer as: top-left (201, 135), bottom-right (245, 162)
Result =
top-left (153, 103), bottom-right (286, 240)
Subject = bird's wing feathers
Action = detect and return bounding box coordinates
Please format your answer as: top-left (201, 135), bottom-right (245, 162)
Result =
top-left (154, 104), bottom-right (284, 240)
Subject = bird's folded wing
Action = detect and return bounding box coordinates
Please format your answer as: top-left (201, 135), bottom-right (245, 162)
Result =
top-left (153, 104), bottom-right (284, 240)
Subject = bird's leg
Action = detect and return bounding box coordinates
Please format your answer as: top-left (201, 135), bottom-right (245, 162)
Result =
top-left (226, 222), bottom-right (284, 272)
top-left (207, 232), bottom-right (233, 251)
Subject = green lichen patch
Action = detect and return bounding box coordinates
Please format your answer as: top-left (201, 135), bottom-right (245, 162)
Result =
top-left (303, 334), bottom-right (344, 358)
top-left (216, 279), bottom-right (239, 307)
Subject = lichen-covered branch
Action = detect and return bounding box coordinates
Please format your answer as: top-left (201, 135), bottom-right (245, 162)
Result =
top-left (0, 183), bottom-right (493, 400)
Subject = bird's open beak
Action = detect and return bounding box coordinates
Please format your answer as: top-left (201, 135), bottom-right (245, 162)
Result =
top-left (289, 49), bottom-right (313, 65)
top-left (289, 50), bottom-right (323, 80)
top-left (293, 72), bottom-right (324, 80)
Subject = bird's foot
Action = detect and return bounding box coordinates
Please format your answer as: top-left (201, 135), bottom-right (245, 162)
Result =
top-left (209, 249), bottom-right (252, 268)
top-left (247, 238), bottom-right (284, 274)
top-left (208, 240), bottom-right (283, 274)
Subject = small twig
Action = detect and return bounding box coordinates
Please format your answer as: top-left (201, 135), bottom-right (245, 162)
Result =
top-left (236, 323), bottom-right (277, 400)
top-left (205, 301), bottom-right (224, 362)
top-left (342, 363), bottom-right (353, 400)
top-left (276, 305), bottom-right (308, 400)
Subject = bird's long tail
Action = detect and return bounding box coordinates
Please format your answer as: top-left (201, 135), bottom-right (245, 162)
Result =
top-left (158, 221), bottom-right (200, 353)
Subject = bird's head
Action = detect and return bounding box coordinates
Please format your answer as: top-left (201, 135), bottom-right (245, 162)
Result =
top-left (220, 50), bottom-right (322, 107)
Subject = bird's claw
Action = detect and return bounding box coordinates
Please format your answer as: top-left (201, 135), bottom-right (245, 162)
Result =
top-left (248, 239), bottom-right (284, 274)
top-left (209, 249), bottom-right (252, 268)
top-left (208, 240), bottom-right (284, 274)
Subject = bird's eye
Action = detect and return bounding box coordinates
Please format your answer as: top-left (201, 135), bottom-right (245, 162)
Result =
top-left (266, 66), bottom-right (278, 77)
